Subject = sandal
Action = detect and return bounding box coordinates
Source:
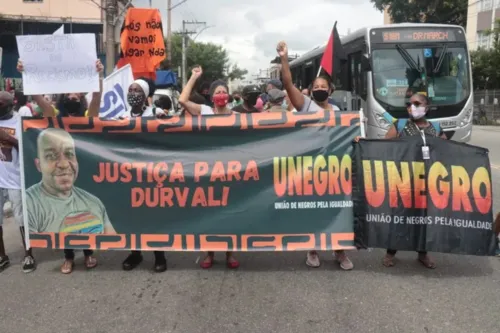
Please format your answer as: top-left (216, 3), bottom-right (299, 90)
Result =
top-left (226, 252), bottom-right (239, 269)
top-left (61, 260), bottom-right (74, 274)
top-left (383, 254), bottom-right (395, 267)
top-left (84, 255), bottom-right (98, 269)
top-left (200, 252), bottom-right (214, 269)
top-left (418, 254), bottom-right (436, 269)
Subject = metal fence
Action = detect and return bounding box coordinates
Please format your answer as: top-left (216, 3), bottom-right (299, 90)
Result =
top-left (473, 90), bottom-right (500, 125)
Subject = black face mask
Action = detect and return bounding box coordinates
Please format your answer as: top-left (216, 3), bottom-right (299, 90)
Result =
top-left (0, 105), bottom-right (13, 119)
top-left (312, 89), bottom-right (329, 103)
top-left (64, 99), bottom-right (82, 115)
top-left (245, 95), bottom-right (259, 107)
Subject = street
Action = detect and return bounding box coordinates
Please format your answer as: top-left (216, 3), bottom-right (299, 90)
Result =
top-left (1, 126), bottom-right (500, 333)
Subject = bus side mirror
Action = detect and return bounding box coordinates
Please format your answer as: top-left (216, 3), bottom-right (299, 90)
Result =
top-left (361, 54), bottom-right (371, 72)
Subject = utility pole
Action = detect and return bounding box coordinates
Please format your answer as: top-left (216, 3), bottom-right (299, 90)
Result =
top-left (181, 19), bottom-right (206, 87)
top-left (105, 0), bottom-right (118, 75)
top-left (167, 0), bottom-right (172, 65)
top-left (166, 0), bottom-right (186, 68)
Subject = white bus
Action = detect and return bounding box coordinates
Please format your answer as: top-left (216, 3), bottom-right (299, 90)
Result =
top-left (289, 23), bottom-right (473, 142)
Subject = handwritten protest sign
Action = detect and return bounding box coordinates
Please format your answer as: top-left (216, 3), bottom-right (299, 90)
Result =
top-left (116, 8), bottom-right (165, 80)
top-left (16, 34), bottom-right (99, 95)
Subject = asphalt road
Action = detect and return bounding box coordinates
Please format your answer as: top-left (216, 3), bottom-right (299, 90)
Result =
top-left (1, 126), bottom-right (500, 333)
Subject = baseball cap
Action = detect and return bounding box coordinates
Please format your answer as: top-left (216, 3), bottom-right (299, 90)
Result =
top-left (242, 85), bottom-right (261, 97)
top-left (267, 89), bottom-right (286, 104)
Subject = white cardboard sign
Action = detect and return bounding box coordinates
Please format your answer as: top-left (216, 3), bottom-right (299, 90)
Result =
top-left (16, 33), bottom-right (99, 95)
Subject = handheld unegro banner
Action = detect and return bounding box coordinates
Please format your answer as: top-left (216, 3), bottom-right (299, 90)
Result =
top-left (21, 111), bottom-right (360, 251)
top-left (353, 135), bottom-right (497, 256)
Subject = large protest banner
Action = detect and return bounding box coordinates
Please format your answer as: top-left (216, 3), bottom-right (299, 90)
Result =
top-left (21, 111), bottom-right (360, 251)
top-left (352, 135), bottom-right (497, 256)
top-left (17, 33), bottom-right (99, 95)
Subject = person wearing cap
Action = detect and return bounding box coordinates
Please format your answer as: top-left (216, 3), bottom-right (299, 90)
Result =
top-left (262, 79), bottom-right (283, 107)
top-left (267, 89), bottom-right (288, 112)
top-left (232, 85), bottom-right (261, 113)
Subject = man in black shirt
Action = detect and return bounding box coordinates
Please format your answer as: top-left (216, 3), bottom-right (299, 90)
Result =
top-left (232, 85), bottom-right (261, 113)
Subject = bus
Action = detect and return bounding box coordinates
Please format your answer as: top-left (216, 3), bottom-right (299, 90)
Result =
top-left (289, 23), bottom-right (473, 142)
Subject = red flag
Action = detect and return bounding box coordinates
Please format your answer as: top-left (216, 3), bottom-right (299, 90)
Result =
top-left (319, 22), bottom-right (345, 78)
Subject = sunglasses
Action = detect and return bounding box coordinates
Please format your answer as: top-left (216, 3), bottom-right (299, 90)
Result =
top-left (406, 101), bottom-right (423, 107)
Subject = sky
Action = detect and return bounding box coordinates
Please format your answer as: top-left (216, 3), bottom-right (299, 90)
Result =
top-left (133, 0), bottom-right (383, 79)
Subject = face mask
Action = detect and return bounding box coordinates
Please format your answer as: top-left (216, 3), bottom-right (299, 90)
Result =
top-left (245, 95), bottom-right (259, 107)
top-left (312, 89), bottom-right (329, 103)
top-left (282, 100), bottom-right (288, 109)
top-left (0, 105), bottom-right (12, 119)
top-left (127, 93), bottom-right (145, 107)
top-left (212, 93), bottom-right (229, 107)
top-left (410, 104), bottom-right (427, 119)
top-left (64, 98), bottom-right (81, 115)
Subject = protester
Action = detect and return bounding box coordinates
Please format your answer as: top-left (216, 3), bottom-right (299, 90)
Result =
top-left (232, 85), bottom-right (261, 113)
top-left (120, 77), bottom-right (167, 273)
top-left (199, 81), bottom-right (213, 107)
top-left (255, 96), bottom-right (264, 112)
top-left (178, 66), bottom-right (239, 269)
top-left (267, 89), bottom-right (288, 112)
top-left (232, 92), bottom-right (243, 107)
top-left (0, 91), bottom-right (36, 273)
top-left (277, 41), bottom-right (340, 115)
top-left (18, 59), bottom-right (105, 273)
top-left (276, 40), bottom-right (353, 270)
top-left (355, 93), bottom-right (445, 269)
top-left (13, 91), bottom-right (35, 117)
top-left (154, 95), bottom-right (173, 116)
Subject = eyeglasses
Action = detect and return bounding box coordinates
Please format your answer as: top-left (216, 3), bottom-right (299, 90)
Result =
top-left (406, 101), bottom-right (423, 107)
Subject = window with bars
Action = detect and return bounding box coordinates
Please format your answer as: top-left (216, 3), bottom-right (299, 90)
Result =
top-left (477, 32), bottom-right (492, 48)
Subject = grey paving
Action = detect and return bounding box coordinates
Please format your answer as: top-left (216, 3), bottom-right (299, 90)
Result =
top-left (1, 126), bottom-right (499, 333)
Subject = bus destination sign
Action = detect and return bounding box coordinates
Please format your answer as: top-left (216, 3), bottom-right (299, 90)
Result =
top-left (371, 28), bottom-right (464, 43)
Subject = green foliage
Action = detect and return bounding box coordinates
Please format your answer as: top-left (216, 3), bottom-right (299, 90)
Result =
top-left (371, 0), bottom-right (468, 27)
top-left (161, 33), bottom-right (248, 83)
top-left (471, 20), bottom-right (500, 89)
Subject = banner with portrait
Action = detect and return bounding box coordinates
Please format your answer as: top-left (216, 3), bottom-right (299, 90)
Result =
top-left (20, 111), bottom-right (360, 251)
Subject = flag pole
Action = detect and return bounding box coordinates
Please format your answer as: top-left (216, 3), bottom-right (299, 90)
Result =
top-left (316, 66), bottom-right (322, 78)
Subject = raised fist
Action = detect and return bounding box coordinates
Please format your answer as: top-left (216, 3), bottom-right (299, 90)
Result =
top-left (276, 41), bottom-right (288, 58)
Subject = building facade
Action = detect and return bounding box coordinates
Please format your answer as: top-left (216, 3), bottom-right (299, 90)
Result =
top-left (466, 0), bottom-right (500, 50)
top-left (0, 0), bottom-right (130, 79)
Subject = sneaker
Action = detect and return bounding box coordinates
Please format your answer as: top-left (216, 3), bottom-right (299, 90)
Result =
top-left (306, 251), bottom-right (321, 267)
top-left (22, 255), bottom-right (36, 273)
top-left (0, 256), bottom-right (10, 270)
top-left (334, 251), bottom-right (354, 271)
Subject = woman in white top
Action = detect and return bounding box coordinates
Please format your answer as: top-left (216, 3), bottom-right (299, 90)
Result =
top-left (276, 41), bottom-right (353, 271)
top-left (179, 66), bottom-right (233, 116)
top-left (178, 66), bottom-right (239, 270)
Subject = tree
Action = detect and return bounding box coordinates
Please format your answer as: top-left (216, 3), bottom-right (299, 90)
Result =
top-left (161, 33), bottom-right (248, 83)
top-left (471, 19), bottom-right (500, 90)
top-left (371, 0), bottom-right (468, 27)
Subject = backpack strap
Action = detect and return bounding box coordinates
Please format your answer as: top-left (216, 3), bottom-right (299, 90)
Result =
top-left (395, 118), bottom-right (408, 134)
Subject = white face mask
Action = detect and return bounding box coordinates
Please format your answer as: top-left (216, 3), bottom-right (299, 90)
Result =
top-left (410, 104), bottom-right (427, 119)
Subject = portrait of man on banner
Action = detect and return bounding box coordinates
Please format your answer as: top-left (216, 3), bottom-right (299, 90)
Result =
top-left (26, 128), bottom-right (116, 234)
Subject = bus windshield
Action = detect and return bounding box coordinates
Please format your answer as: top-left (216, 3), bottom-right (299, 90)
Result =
top-left (371, 45), bottom-right (470, 109)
